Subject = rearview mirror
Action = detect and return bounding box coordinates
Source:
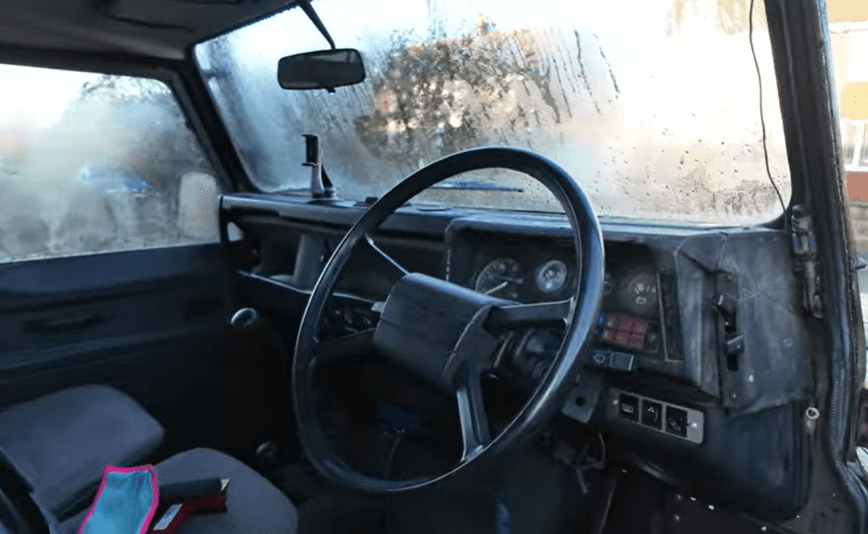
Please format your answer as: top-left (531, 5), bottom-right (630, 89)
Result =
top-left (277, 48), bottom-right (365, 92)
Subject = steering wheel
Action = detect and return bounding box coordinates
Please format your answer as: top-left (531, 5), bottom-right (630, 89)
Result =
top-left (293, 147), bottom-right (604, 494)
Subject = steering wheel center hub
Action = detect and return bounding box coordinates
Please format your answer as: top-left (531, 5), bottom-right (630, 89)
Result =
top-left (373, 273), bottom-right (510, 392)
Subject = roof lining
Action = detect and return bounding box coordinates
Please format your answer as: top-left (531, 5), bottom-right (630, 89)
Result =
top-left (0, 0), bottom-right (298, 63)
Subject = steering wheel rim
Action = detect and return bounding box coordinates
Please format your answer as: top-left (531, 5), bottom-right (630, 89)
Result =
top-left (293, 146), bottom-right (605, 494)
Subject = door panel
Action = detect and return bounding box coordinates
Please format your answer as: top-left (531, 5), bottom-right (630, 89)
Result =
top-left (0, 244), bottom-right (290, 459)
top-left (0, 245), bottom-right (225, 365)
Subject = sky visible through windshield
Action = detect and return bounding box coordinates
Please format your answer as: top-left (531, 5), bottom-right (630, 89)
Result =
top-left (197, 0), bottom-right (793, 223)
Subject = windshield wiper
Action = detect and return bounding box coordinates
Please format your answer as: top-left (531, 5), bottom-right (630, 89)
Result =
top-left (430, 180), bottom-right (523, 192)
top-left (275, 179), bottom-right (523, 196)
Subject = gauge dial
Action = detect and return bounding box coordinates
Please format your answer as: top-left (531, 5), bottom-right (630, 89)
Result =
top-left (603, 270), bottom-right (614, 297)
top-left (535, 259), bottom-right (569, 295)
top-left (475, 258), bottom-right (524, 300)
top-left (621, 269), bottom-right (659, 316)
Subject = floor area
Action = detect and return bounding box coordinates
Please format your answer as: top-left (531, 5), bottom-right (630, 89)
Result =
top-left (267, 429), bottom-right (589, 534)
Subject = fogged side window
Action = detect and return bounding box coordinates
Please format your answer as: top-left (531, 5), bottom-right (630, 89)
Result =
top-left (0, 65), bottom-right (220, 263)
top-left (860, 123), bottom-right (868, 169)
top-left (842, 119), bottom-right (868, 171)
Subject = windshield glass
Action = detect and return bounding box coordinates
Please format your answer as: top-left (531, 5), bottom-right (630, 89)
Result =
top-left (195, 0), bottom-right (792, 223)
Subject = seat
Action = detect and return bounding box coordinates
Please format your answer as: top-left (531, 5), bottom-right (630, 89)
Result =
top-left (60, 448), bottom-right (299, 534)
top-left (0, 385), bottom-right (164, 518)
top-left (1, 386), bottom-right (298, 534)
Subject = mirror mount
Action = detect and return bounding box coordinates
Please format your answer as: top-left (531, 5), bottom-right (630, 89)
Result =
top-left (296, 0), bottom-right (336, 50)
top-left (303, 134), bottom-right (336, 200)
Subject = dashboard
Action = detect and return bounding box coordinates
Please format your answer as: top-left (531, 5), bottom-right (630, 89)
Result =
top-left (223, 194), bottom-right (816, 520)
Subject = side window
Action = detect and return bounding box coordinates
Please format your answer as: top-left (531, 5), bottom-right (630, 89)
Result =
top-left (0, 65), bottom-right (220, 263)
top-left (842, 118), bottom-right (868, 171)
top-left (862, 123), bottom-right (868, 169)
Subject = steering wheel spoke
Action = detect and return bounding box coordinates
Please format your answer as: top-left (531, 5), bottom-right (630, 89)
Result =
top-left (363, 233), bottom-right (409, 278)
top-left (484, 298), bottom-right (573, 332)
top-left (455, 364), bottom-right (491, 462)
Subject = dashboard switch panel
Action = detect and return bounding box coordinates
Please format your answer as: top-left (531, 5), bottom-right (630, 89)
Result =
top-left (588, 349), bottom-right (636, 372)
top-left (609, 351), bottom-right (636, 372)
top-left (618, 394), bottom-right (639, 422)
top-left (664, 406), bottom-right (689, 437)
top-left (641, 400), bottom-right (663, 429)
top-left (609, 388), bottom-right (704, 444)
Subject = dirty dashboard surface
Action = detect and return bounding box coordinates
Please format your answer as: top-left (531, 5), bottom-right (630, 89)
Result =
top-left (222, 192), bottom-right (813, 520)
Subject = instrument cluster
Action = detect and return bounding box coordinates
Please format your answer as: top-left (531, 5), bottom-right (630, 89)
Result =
top-left (466, 240), bottom-right (667, 362)
top-left (471, 251), bottom-right (661, 324)
top-left (473, 256), bottom-right (571, 301)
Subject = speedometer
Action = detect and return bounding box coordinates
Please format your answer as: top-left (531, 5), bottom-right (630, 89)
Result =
top-left (475, 258), bottom-right (524, 300)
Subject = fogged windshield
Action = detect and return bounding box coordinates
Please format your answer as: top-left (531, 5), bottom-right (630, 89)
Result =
top-left (196, 0), bottom-right (792, 223)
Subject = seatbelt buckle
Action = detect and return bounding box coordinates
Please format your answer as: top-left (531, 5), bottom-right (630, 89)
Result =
top-left (147, 478), bottom-right (229, 534)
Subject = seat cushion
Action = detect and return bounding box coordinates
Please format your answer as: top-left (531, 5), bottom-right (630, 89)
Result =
top-left (62, 448), bottom-right (299, 534)
top-left (0, 385), bottom-right (164, 518)
top-left (154, 448), bottom-right (299, 534)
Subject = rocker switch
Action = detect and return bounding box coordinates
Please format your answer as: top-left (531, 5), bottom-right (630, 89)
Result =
top-left (618, 394), bottom-right (639, 422)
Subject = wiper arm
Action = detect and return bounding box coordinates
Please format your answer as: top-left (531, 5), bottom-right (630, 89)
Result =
top-left (430, 180), bottom-right (523, 192)
top-left (274, 178), bottom-right (523, 197)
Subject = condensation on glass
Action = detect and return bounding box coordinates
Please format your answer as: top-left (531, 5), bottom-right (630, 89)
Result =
top-left (196, 0), bottom-right (792, 224)
top-left (0, 66), bottom-right (219, 263)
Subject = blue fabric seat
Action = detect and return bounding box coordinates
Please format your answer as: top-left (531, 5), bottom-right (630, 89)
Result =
top-left (0, 386), bottom-right (299, 534)
top-left (61, 448), bottom-right (299, 534)
top-left (0, 386), bottom-right (164, 518)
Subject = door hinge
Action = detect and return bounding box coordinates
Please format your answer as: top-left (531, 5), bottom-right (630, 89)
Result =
top-left (791, 204), bottom-right (823, 319)
top-left (713, 277), bottom-right (744, 377)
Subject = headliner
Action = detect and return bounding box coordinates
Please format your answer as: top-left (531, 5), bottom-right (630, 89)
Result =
top-left (0, 0), bottom-right (299, 62)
